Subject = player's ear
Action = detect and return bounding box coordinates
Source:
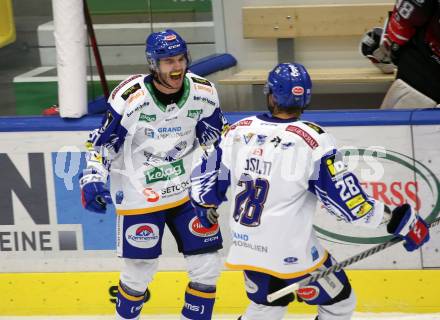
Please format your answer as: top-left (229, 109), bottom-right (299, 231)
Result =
top-left (266, 94), bottom-right (276, 114)
top-left (268, 94), bottom-right (276, 107)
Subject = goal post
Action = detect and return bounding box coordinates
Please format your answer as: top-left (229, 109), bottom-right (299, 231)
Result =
top-left (52, 0), bottom-right (88, 118)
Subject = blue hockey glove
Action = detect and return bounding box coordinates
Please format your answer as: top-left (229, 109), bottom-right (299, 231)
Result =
top-left (387, 204), bottom-right (430, 252)
top-left (79, 171), bottom-right (112, 214)
top-left (193, 204), bottom-right (219, 228)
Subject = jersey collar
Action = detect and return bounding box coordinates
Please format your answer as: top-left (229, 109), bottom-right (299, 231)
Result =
top-left (257, 113), bottom-right (299, 123)
top-left (144, 75), bottom-right (190, 112)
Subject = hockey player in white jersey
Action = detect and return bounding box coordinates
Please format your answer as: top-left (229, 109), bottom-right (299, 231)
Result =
top-left (79, 29), bottom-right (228, 320)
top-left (189, 63), bottom-right (430, 320)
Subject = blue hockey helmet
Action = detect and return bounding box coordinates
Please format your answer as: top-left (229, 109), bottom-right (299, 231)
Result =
top-left (264, 63), bottom-right (312, 109)
top-left (145, 29), bottom-right (191, 71)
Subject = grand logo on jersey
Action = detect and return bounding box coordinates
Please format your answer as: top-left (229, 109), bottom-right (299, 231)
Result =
top-left (158, 127), bottom-right (182, 133)
top-left (144, 160), bottom-right (185, 184)
top-left (126, 223), bottom-right (160, 249)
top-left (315, 148), bottom-right (440, 244)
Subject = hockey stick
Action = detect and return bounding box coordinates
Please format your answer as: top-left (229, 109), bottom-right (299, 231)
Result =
top-left (267, 215), bottom-right (440, 303)
top-left (83, 0), bottom-right (110, 99)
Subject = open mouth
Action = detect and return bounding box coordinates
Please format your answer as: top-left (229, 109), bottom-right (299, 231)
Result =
top-left (170, 71), bottom-right (183, 80)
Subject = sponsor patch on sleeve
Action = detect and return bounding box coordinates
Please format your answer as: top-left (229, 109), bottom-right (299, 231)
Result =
top-left (238, 119), bottom-right (253, 126)
top-left (111, 74), bottom-right (142, 100)
top-left (303, 121), bottom-right (325, 134)
top-left (191, 77), bottom-right (212, 87)
top-left (345, 194), bottom-right (365, 209)
top-left (325, 154), bottom-right (347, 178)
top-left (352, 201), bottom-right (373, 218)
top-left (121, 83), bottom-right (142, 101)
top-left (285, 125), bottom-right (319, 149)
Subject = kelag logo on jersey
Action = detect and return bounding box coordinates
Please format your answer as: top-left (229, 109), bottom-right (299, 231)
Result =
top-left (144, 160), bottom-right (185, 183)
top-left (315, 148), bottom-right (440, 244)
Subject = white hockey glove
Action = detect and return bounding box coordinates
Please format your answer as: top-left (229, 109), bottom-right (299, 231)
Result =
top-left (360, 27), bottom-right (396, 74)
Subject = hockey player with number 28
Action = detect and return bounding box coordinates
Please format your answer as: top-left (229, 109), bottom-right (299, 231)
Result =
top-left (79, 29), bottom-right (228, 320)
top-left (189, 63), bottom-right (430, 320)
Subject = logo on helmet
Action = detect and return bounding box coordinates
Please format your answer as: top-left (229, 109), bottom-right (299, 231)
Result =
top-left (167, 44), bottom-right (181, 50)
top-left (165, 34), bottom-right (177, 41)
top-left (292, 86), bottom-right (304, 96)
top-left (290, 65), bottom-right (300, 77)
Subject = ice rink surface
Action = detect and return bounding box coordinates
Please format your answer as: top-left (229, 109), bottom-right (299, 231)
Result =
top-left (1, 315), bottom-right (440, 320)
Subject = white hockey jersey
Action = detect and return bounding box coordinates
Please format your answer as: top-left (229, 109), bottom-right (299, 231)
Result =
top-left (85, 72), bottom-right (226, 215)
top-left (190, 114), bottom-right (384, 278)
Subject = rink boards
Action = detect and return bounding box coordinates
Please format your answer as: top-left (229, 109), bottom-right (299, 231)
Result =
top-left (0, 109), bottom-right (439, 315)
top-left (0, 270), bottom-right (439, 315)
